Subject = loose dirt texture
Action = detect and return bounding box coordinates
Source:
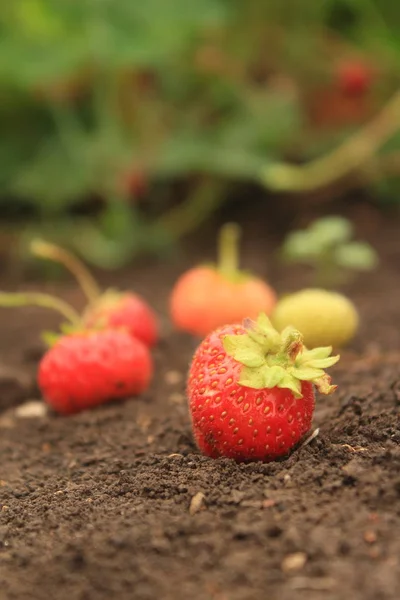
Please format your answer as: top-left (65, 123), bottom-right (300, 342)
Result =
top-left (0, 207), bottom-right (399, 600)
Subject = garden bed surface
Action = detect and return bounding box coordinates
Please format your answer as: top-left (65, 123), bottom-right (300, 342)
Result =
top-left (0, 211), bottom-right (399, 600)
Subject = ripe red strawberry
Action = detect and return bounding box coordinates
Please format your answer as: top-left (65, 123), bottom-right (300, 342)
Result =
top-left (83, 291), bottom-right (158, 348)
top-left (30, 240), bottom-right (159, 347)
top-left (187, 314), bottom-right (339, 462)
top-left (170, 223), bottom-right (276, 338)
top-left (38, 329), bottom-right (153, 415)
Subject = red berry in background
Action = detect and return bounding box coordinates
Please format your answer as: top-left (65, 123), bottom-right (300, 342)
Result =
top-left (187, 314), bottom-right (339, 462)
top-left (39, 329), bottom-right (153, 415)
top-left (337, 60), bottom-right (373, 96)
top-left (83, 291), bottom-right (158, 348)
top-left (120, 168), bottom-right (149, 200)
top-left (170, 223), bottom-right (277, 338)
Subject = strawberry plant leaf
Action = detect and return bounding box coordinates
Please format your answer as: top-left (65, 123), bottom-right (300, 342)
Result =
top-left (41, 330), bottom-right (60, 346)
top-left (306, 356), bottom-right (340, 369)
top-left (223, 334), bottom-right (260, 356)
top-left (334, 242), bottom-right (379, 271)
top-left (239, 367), bottom-right (266, 389)
top-left (232, 348), bottom-right (265, 368)
top-left (298, 346), bottom-right (333, 361)
top-left (310, 216), bottom-right (353, 246)
top-left (289, 366), bottom-right (325, 380)
top-left (263, 366), bottom-right (286, 388)
top-left (277, 375), bottom-right (302, 398)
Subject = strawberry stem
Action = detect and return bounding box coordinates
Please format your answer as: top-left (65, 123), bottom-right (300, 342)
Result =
top-left (262, 88), bottom-right (400, 192)
top-left (223, 313), bottom-right (339, 397)
top-left (30, 239), bottom-right (101, 304)
top-left (0, 292), bottom-right (81, 326)
top-left (218, 222), bottom-right (241, 278)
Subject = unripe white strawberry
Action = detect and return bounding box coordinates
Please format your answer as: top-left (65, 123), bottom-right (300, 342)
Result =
top-left (271, 289), bottom-right (359, 349)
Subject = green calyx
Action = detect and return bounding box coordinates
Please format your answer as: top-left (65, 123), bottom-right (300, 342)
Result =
top-left (82, 288), bottom-right (125, 324)
top-left (41, 322), bottom-right (82, 347)
top-left (0, 291), bottom-right (84, 348)
top-left (223, 313), bottom-right (339, 398)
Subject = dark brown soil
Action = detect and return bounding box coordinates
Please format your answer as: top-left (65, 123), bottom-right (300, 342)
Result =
top-left (0, 206), bottom-right (399, 600)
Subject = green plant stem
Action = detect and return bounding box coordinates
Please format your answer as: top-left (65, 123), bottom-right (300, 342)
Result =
top-left (30, 240), bottom-right (101, 303)
top-left (156, 179), bottom-right (227, 239)
top-left (262, 88), bottom-right (400, 192)
top-left (0, 292), bottom-right (81, 326)
top-left (218, 222), bottom-right (241, 277)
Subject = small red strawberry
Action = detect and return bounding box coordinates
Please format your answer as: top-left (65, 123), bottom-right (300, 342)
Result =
top-left (83, 291), bottom-right (158, 348)
top-left (39, 329), bottom-right (152, 415)
top-left (187, 313), bottom-right (339, 462)
top-left (31, 240), bottom-right (159, 347)
top-left (170, 223), bottom-right (276, 338)
top-left (0, 291), bottom-right (153, 415)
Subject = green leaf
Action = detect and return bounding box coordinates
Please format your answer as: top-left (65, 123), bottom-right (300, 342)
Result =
top-left (247, 313), bottom-right (281, 350)
top-left (256, 312), bottom-right (274, 332)
top-left (263, 366), bottom-right (286, 388)
top-left (223, 334), bottom-right (265, 367)
top-left (296, 347), bottom-right (339, 371)
top-left (281, 230), bottom-right (320, 261)
top-left (298, 346), bottom-right (333, 362)
top-left (334, 242), bottom-right (379, 271)
top-left (59, 322), bottom-right (77, 335)
top-left (277, 375), bottom-right (302, 398)
top-left (310, 216), bottom-right (353, 246)
top-left (289, 367), bottom-right (325, 381)
top-left (223, 334), bottom-right (260, 355)
top-left (306, 356), bottom-right (340, 369)
top-left (231, 348), bottom-right (265, 368)
top-left (239, 367), bottom-right (266, 389)
top-left (41, 330), bottom-right (60, 346)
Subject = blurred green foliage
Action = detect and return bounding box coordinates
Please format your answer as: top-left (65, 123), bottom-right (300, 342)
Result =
top-left (281, 215), bottom-right (379, 287)
top-left (0, 0), bottom-right (399, 267)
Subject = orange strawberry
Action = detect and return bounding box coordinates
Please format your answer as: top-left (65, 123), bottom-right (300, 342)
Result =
top-left (170, 223), bottom-right (276, 337)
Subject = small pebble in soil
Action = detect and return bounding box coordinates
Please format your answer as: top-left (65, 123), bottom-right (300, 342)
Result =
top-left (342, 458), bottom-right (365, 481)
top-left (136, 413), bottom-right (152, 432)
top-left (189, 492), bottom-right (206, 516)
top-left (241, 500), bottom-right (263, 508)
top-left (281, 552), bottom-right (308, 573)
top-left (164, 370), bottom-right (183, 385)
top-left (368, 512), bottom-right (380, 522)
top-left (364, 530), bottom-right (377, 544)
top-left (289, 576), bottom-right (335, 591)
top-left (368, 547), bottom-right (382, 559)
top-left (0, 415), bottom-right (15, 429)
top-left (168, 392), bottom-right (185, 404)
top-left (15, 401), bottom-right (47, 419)
top-left (231, 490), bottom-right (246, 504)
